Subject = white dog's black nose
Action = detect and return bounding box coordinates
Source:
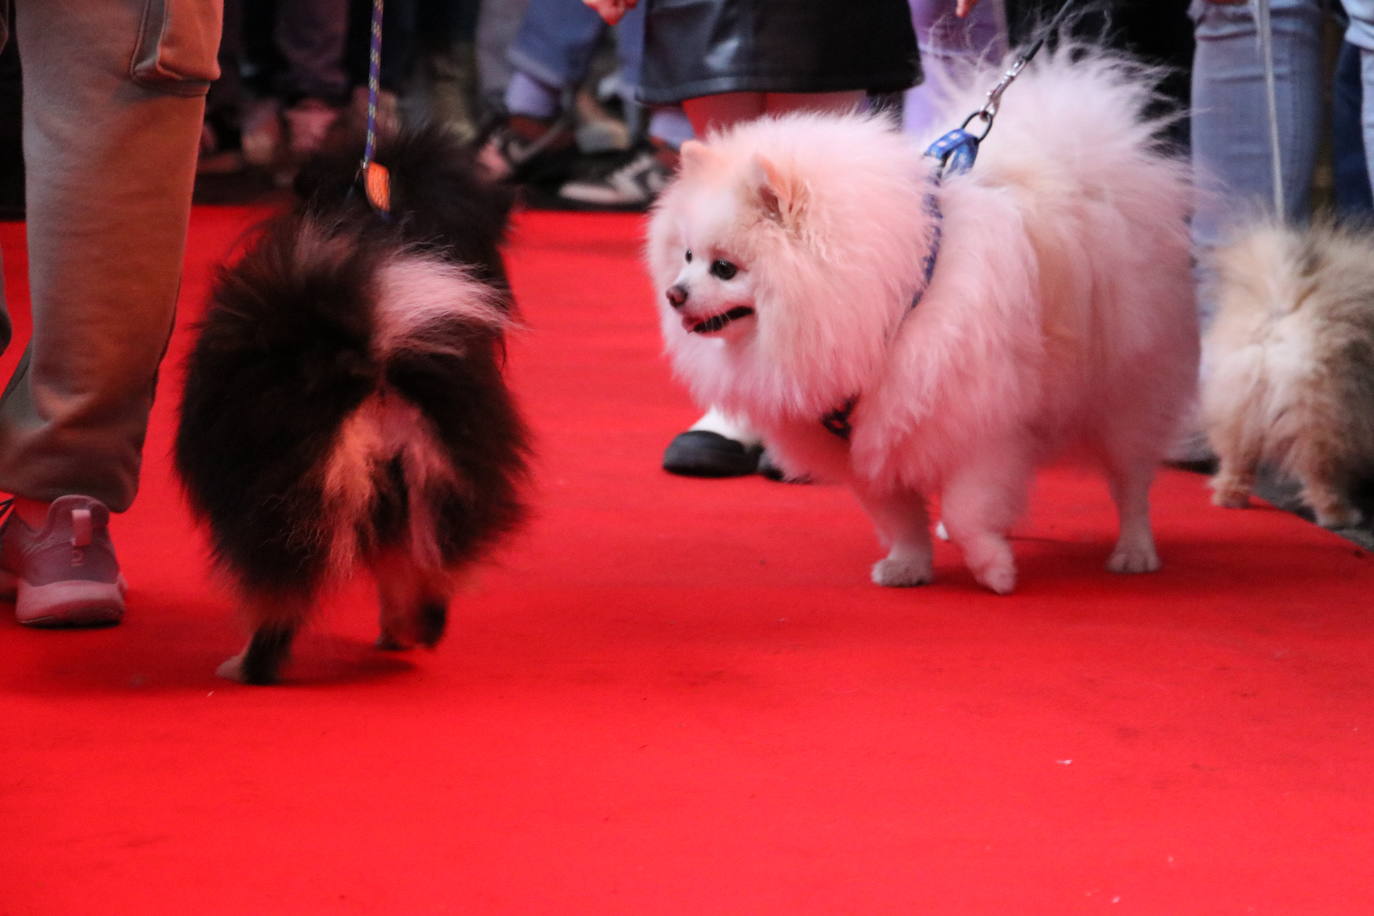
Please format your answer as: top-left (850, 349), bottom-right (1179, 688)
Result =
top-left (666, 285), bottom-right (688, 309)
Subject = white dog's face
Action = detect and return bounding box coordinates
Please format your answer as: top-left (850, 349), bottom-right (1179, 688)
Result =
top-left (648, 133), bottom-right (893, 418)
top-left (652, 140), bottom-right (810, 346)
top-left (662, 236), bottom-right (756, 342)
top-left (647, 119), bottom-right (935, 421)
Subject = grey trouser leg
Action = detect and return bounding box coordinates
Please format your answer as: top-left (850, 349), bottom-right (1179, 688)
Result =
top-left (0, 0), bottom-right (221, 511)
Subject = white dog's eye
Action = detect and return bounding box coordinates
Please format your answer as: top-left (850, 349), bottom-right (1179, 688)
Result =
top-left (684, 249), bottom-right (693, 263)
top-left (710, 259), bottom-right (738, 280)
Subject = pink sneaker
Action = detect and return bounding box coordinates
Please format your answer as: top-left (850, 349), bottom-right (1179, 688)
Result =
top-left (0, 495), bottom-right (126, 627)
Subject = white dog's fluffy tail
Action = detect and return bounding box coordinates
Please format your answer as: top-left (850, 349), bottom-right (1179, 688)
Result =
top-left (921, 31), bottom-right (1183, 154)
top-left (942, 42), bottom-right (1188, 214)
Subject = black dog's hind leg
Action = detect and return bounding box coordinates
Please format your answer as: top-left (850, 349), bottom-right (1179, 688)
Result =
top-left (218, 623), bottom-right (300, 685)
top-left (217, 593), bottom-right (310, 685)
top-left (414, 597), bottom-right (449, 647)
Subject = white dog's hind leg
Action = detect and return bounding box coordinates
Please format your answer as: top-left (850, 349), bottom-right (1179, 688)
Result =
top-left (940, 449), bottom-right (1031, 595)
top-left (1103, 453), bottom-right (1162, 574)
top-left (854, 484), bottom-right (934, 587)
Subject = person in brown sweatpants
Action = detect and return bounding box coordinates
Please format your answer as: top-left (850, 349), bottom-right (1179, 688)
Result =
top-left (0, 0), bottom-right (222, 627)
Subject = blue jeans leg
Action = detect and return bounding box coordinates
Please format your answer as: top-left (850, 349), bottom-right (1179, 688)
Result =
top-left (1190, 0), bottom-right (1323, 245)
top-left (1357, 47), bottom-right (1374, 203)
top-left (1190, 0), bottom-right (1324, 326)
top-left (506, 0), bottom-right (607, 91)
top-left (1333, 41), bottom-right (1374, 218)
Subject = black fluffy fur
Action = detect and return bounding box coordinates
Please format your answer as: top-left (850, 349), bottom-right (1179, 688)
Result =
top-left (176, 126), bottom-right (529, 685)
top-left (294, 127), bottom-right (515, 294)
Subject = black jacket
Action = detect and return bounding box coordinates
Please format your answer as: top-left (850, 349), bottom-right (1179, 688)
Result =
top-left (638, 0), bottom-right (920, 105)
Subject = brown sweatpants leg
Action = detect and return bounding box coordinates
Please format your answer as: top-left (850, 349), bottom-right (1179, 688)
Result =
top-left (0, 0), bottom-right (221, 511)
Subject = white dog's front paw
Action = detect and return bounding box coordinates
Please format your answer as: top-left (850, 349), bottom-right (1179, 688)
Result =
top-left (973, 562), bottom-right (1017, 595)
top-left (871, 553), bottom-right (933, 587)
top-left (1106, 545), bottom-right (1161, 574)
top-left (959, 535), bottom-right (1016, 594)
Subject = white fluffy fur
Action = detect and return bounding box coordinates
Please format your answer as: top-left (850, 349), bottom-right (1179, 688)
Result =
top-left (647, 46), bottom-right (1198, 593)
top-left (374, 254), bottom-right (507, 356)
top-left (1202, 218), bottom-right (1374, 528)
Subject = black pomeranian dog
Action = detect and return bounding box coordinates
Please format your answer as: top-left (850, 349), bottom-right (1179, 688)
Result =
top-left (176, 126), bottom-right (529, 685)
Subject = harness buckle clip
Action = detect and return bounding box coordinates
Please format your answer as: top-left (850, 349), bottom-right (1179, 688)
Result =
top-left (925, 127), bottom-right (981, 176)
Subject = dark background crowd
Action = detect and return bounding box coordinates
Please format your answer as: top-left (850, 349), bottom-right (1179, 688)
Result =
top-left (2, 1), bottom-right (1206, 216)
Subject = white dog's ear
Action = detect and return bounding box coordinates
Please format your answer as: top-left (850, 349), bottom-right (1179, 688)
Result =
top-left (680, 140), bottom-right (717, 174)
top-left (748, 154), bottom-right (807, 228)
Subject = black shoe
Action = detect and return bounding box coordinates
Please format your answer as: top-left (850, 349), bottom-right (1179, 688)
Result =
top-left (662, 430), bottom-right (762, 478)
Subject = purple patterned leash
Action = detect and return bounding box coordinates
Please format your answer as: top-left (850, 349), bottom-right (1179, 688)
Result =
top-left (360, 0), bottom-right (390, 214)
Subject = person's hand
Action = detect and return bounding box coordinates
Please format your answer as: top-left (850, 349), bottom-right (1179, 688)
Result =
top-left (583, 0), bottom-right (638, 25)
top-left (955, 0), bottom-right (981, 16)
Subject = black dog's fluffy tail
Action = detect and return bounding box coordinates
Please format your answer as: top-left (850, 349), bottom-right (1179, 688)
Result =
top-left (176, 211), bottom-right (527, 601)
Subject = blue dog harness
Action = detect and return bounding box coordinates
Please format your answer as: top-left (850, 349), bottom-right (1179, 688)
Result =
top-left (819, 127), bottom-right (981, 441)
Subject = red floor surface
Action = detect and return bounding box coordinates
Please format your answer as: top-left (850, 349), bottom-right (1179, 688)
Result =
top-left (3, 207), bottom-right (1373, 914)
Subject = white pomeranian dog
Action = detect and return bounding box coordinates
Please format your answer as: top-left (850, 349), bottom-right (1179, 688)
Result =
top-left (1202, 218), bottom-right (1374, 529)
top-left (646, 46), bottom-right (1198, 594)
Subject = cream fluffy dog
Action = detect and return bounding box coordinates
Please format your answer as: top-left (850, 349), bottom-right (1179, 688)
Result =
top-left (646, 47), bottom-right (1198, 593)
top-left (1202, 218), bottom-right (1374, 529)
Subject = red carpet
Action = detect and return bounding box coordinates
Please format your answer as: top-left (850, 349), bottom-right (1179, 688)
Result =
top-left (4, 207), bottom-right (1374, 913)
